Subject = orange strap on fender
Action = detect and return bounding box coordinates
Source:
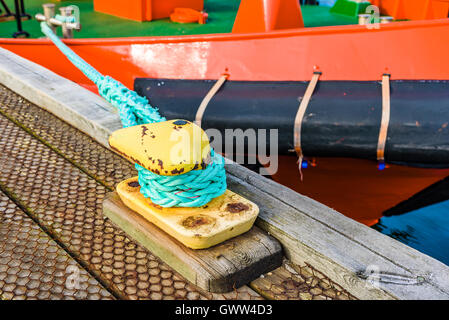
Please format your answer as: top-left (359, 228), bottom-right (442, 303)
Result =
top-left (377, 74), bottom-right (391, 162)
top-left (294, 71), bottom-right (321, 158)
top-left (195, 74), bottom-right (228, 127)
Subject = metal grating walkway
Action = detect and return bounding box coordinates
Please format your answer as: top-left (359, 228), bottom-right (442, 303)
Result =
top-left (0, 191), bottom-right (113, 300)
top-left (0, 84), bottom-right (354, 300)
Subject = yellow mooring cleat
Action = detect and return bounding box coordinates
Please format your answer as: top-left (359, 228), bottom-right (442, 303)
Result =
top-left (109, 120), bottom-right (260, 249)
top-left (109, 119), bottom-right (210, 176)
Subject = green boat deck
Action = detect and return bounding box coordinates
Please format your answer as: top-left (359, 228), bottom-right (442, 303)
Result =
top-left (0, 0), bottom-right (358, 39)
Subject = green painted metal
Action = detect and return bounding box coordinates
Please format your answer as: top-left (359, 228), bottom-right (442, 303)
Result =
top-left (0, 0), bottom-right (358, 39)
top-left (330, 0), bottom-right (371, 18)
top-left (0, 0), bottom-right (239, 38)
top-left (302, 4), bottom-right (358, 26)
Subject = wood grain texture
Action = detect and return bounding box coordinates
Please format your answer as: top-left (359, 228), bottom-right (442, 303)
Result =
top-left (103, 192), bottom-right (283, 293)
top-left (225, 163), bottom-right (449, 299)
top-left (0, 48), bottom-right (120, 148)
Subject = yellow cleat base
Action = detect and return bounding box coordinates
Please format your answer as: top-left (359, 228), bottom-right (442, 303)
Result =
top-left (115, 177), bottom-right (259, 249)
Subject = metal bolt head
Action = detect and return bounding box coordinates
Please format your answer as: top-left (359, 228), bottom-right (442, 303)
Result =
top-left (59, 7), bottom-right (74, 16)
top-left (380, 16), bottom-right (394, 24)
top-left (42, 3), bottom-right (55, 9)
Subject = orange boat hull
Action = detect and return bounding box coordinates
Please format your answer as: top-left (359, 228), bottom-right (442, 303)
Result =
top-left (2, 19), bottom-right (449, 86)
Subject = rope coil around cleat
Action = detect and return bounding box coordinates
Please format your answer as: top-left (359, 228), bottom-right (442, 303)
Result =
top-left (40, 22), bottom-right (227, 207)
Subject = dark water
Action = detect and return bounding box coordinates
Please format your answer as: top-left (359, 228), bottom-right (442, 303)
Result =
top-left (373, 200), bottom-right (449, 266)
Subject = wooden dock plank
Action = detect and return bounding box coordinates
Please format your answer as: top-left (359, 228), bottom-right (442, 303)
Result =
top-left (103, 192), bottom-right (283, 293)
top-left (226, 164), bottom-right (449, 299)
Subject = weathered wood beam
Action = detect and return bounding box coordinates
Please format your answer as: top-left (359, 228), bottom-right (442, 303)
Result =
top-left (104, 192), bottom-right (283, 293)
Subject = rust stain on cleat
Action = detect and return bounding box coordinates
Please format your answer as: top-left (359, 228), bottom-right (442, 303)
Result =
top-left (128, 180), bottom-right (140, 188)
top-left (124, 178), bottom-right (140, 192)
top-left (226, 202), bottom-right (250, 213)
top-left (181, 215), bottom-right (216, 229)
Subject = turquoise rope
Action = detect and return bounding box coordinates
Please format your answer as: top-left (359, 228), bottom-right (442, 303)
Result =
top-left (40, 22), bottom-right (227, 207)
